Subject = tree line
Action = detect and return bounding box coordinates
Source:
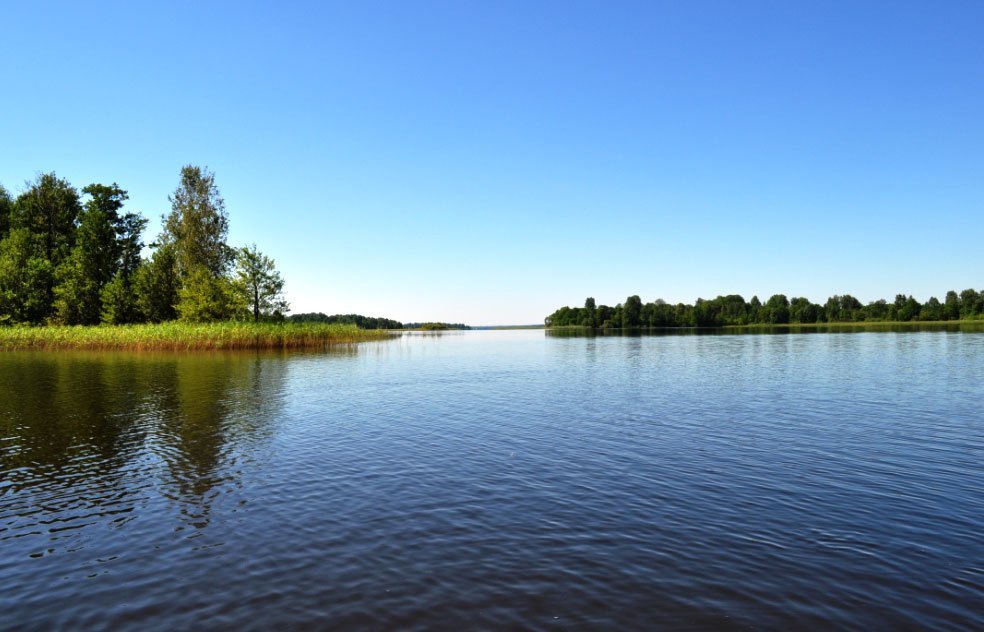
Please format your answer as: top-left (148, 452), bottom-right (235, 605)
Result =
top-left (546, 291), bottom-right (984, 329)
top-left (289, 313), bottom-right (404, 329)
top-left (289, 313), bottom-right (470, 330)
top-left (0, 167), bottom-right (287, 326)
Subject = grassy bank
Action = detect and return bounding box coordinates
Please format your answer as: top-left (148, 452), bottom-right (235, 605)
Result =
top-left (0, 322), bottom-right (395, 351)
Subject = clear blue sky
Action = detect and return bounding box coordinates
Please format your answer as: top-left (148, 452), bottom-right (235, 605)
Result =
top-left (2, 1), bottom-right (982, 325)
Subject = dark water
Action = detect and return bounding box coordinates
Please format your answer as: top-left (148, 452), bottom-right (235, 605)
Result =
top-left (1, 330), bottom-right (982, 630)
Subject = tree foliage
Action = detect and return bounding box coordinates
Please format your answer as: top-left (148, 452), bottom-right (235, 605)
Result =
top-left (289, 313), bottom-right (404, 329)
top-left (0, 229), bottom-right (52, 324)
top-left (163, 165), bottom-right (231, 278)
top-left (234, 244), bottom-right (287, 321)
top-left (0, 167), bottom-right (290, 327)
top-left (53, 184), bottom-right (131, 324)
top-left (0, 185), bottom-right (11, 239)
top-left (134, 244), bottom-right (179, 323)
top-left (177, 265), bottom-right (239, 322)
top-left (546, 290), bottom-right (984, 328)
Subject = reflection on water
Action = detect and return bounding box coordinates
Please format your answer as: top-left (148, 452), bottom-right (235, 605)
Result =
top-left (0, 351), bottom-right (292, 541)
top-left (1, 332), bottom-right (982, 630)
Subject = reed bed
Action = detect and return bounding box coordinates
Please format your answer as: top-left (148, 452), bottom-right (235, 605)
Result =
top-left (0, 322), bottom-right (394, 351)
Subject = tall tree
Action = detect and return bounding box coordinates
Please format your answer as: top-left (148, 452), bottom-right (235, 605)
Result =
top-left (621, 295), bottom-right (642, 328)
top-left (959, 289), bottom-right (980, 318)
top-left (135, 244), bottom-right (179, 322)
top-left (0, 229), bottom-right (53, 324)
top-left (944, 291), bottom-right (961, 320)
top-left (9, 173), bottom-right (81, 320)
top-left (920, 296), bottom-right (943, 321)
top-left (162, 165), bottom-right (231, 278)
top-left (53, 184), bottom-right (130, 324)
top-left (0, 184), bottom-right (11, 239)
top-left (581, 297), bottom-right (597, 327)
top-left (11, 173), bottom-right (80, 266)
top-left (764, 294), bottom-right (790, 324)
top-left (234, 244), bottom-right (288, 321)
top-left (100, 212), bottom-right (149, 325)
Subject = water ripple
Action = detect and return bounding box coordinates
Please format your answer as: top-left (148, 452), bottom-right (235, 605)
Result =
top-left (0, 333), bottom-right (982, 630)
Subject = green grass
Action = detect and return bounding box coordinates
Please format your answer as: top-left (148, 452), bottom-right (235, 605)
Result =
top-left (0, 321), bottom-right (394, 351)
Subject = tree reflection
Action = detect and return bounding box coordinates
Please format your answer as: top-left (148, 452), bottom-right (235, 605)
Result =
top-left (0, 351), bottom-right (288, 533)
top-left (151, 353), bottom-right (288, 528)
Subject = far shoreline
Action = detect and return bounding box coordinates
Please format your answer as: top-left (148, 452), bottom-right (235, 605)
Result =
top-left (546, 320), bottom-right (984, 332)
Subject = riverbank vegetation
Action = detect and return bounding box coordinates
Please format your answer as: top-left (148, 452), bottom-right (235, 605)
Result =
top-left (0, 322), bottom-right (391, 351)
top-left (546, 291), bottom-right (984, 328)
top-left (0, 167), bottom-right (287, 328)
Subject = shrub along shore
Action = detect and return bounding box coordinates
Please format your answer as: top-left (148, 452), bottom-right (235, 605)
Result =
top-left (0, 322), bottom-right (394, 351)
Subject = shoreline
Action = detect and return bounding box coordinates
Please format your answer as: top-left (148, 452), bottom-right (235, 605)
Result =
top-left (0, 322), bottom-right (394, 351)
top-left (547, 320), bottom-right (984, 332)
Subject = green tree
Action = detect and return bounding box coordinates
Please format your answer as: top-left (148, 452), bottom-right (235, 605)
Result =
top-left (116, 212), bottom-right (148, 278)
top-left (896, 295), bottom-right (921, 321)
top-left (764, 294), bottom-right (790, 324)
top-left (234, 244), bottom-right (288, 321)
top-left (101, 213), bottom-right (149, 324)
top-left (919, 296), bottom-right (943, 321)
top-left (790, 297), bottom-right (820, 323)
top-left (0, 184), bottom-right (11, 239)
top-left (943, 290), bottom-right (961, 320)
top-left (959, 289), bottom-right (980, 318)
top-left (11, 173), bottom-right (80, 266)
top-left (0, 229), bottom-right (53, 323)
top-left (748, 295), bottom-right (762, 322)
top-left (9, 174), bottom-right (81, 320)
top-left (53, 184), bottom-right (131, 324)
top-left (162, 165), bottom-right (231, 279)
top-left (864, 299), bottom-right (889, 321)
top-left (135, 244), bottom-right (179, 322)
top-left (621, 295), bottom-right (642, 328)
top-left (177, 265), bottom-right (238, 322)
top-left (101, 273), bottom-right (139, 324)
top-left (52, 250), bottom-right (98, 324)
top-left (581, 297), bottom-right (597, 327)
top-left (693, 298), bottom-right (720, 327)
top-left (717, 294), bottom-right (749, 324)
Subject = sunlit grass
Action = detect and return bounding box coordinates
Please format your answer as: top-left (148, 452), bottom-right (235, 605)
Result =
top-left (0, 322), bottom-right (394, 351)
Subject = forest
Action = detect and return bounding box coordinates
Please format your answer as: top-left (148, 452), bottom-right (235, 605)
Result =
top-left (0, 167), bottom-right (287, 326)
top-left (546, 291), bottom-right (984, 329)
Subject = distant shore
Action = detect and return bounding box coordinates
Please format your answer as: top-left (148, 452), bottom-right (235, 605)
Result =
top-left (547, 320), bottom-right (984, 332)
top-left (0, 322), bottom-right (394, 351)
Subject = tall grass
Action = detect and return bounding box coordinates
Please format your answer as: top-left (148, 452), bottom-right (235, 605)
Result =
top-left (0, 322), bottom-right (394, 351)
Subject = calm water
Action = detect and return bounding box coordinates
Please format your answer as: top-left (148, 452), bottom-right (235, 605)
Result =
top-left (1, 330), bottom-right (982, 630)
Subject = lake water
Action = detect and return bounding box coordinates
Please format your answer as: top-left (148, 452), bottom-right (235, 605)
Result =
top-left (1, 329), bottom-right (982, 630)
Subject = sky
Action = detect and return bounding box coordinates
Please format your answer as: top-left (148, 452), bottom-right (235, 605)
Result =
top-left (1, 1), bottom-right (982, 325)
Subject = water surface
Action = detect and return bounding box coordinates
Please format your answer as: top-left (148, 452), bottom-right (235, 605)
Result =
top-left (1, 330), bottom-right (982, 629)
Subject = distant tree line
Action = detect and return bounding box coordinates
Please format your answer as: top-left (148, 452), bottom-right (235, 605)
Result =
top-left (404, 322), bottom-right (470, 330)
top-left (289, 313), bottom-right (471, 330)
top-left (289, 313), bottom-right (403, 329)
top-left (0, 167), bottom-right (287, 325)
top-left (546, 291), bottom-right (984, 329)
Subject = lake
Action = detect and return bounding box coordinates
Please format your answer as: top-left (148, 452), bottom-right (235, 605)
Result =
top-left (1, 329), bottom-right (981, 630)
